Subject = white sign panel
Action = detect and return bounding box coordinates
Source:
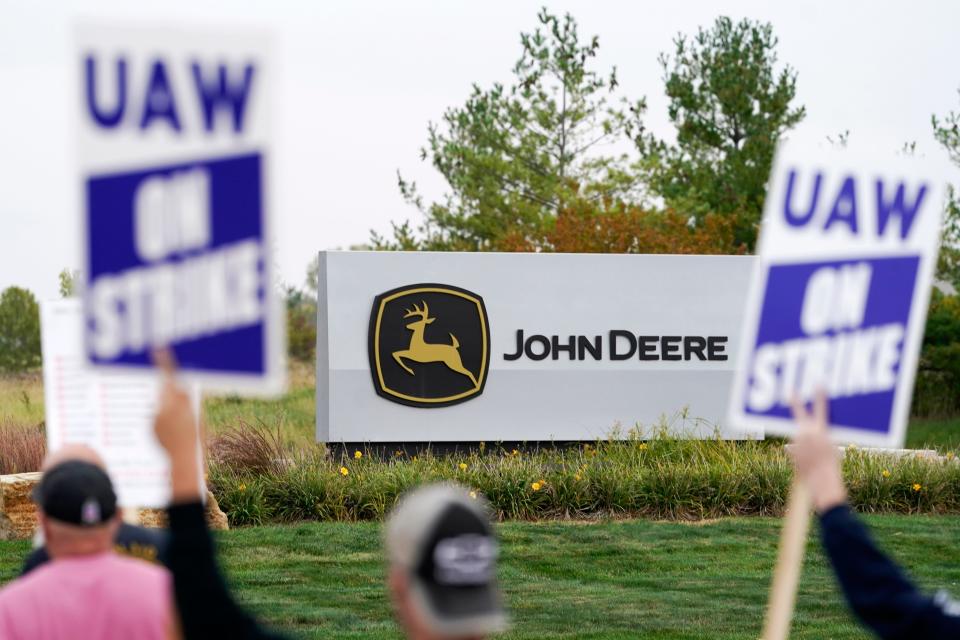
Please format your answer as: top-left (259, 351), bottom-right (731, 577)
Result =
top-left (317, 251), bottom-right (755, 442)
top-left (41, 299), bottom-right (196, 508)
top-left (728, 141), bottom-right (948, 447)
top-left (77, 24), bottom-right (284, 393)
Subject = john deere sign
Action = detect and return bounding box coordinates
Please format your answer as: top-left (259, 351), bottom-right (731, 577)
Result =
top-left (315, 251), bottom-right (756, 443)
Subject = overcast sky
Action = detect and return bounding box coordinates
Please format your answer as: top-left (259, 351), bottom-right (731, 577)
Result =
top-left (2, 0), bottom-right (959, 300)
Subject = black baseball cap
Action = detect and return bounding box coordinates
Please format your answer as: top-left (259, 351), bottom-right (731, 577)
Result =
top-left (386, 483), bottom-right (508, 637)
top-left (34, 460), bottom-right (118, 527)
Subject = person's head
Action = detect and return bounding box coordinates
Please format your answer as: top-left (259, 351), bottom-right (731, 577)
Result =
top-left (35, 451), bottom-right (120, 559)
top-left (385, 483), bottom-right (507, 640)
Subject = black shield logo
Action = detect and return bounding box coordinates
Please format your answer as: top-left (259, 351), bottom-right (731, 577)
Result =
top-left (368, 284), bottom-right (490, 407)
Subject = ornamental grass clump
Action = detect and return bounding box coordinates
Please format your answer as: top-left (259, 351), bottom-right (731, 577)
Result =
top-left (0, 420), bottom-right (45, 475)
top-left (208, 420), bottom-right (292, 476)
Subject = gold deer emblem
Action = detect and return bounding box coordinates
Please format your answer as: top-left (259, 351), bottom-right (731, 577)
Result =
top-left (392, 301), bottom-right (479, 389)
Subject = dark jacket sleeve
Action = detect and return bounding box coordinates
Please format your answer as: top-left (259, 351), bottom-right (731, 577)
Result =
top-left (167, 501), bottom-right (287, 640)
top-left (20, 547), bottom-right (50, 576)
top-left (820, 504), bottom-right (960, 639)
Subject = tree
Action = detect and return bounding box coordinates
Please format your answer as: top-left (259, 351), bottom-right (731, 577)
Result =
top-left (305, 256), bottom-right (320, 298)
top-left (286, 285), bottom-right (316, 363)
top-left (911, 89), bottom-right (960, 416)
top-left (58, 268), bottom-right (80, 298)
top-left (641, 17), bottom-right (805, 250)
top-left (0, 287), bottom-right (41, 373)
top-left (285, 260), bottom-right (320, 363)
top-left (498, 197), bottom-right (743, 255)
top-left (373, 8), bottom-right (646, 251)
top-left (933, 91), bottom-right (960, 292)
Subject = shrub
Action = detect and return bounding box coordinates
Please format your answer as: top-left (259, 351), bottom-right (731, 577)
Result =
top-left (913, 370), bottom-right (960, 418)
top-left (207, 432), bottom-right (960, 526)
top-left (210, 471), bottom-right (268, 526)
top-left (0, 287), bottom-right (41, 373)
top-left (844, 447), bottom-right (960, 514)
top-left (913, 289), bottom-right (960, 417)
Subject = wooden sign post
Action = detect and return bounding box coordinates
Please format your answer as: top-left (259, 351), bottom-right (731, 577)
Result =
top-left (761, 480), bottom-right (813, 640)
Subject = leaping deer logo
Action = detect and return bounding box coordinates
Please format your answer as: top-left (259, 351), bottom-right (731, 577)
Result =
top-left (392, 301), bottom-right (479, 389)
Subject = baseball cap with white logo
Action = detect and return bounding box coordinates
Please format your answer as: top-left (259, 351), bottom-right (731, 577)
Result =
top-left (386, 483), bottom-right (508, 637)
top-left (34, 460), bottom-right (117, 527)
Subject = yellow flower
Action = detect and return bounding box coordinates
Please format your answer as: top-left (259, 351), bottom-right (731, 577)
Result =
top-left (412, 456), bottom-right (418, 462)
top-left (511, 449), bottom-right (519, 457)
top-left (531, 482), bottom-right (542, 492)
top-left (912, 483), bottom-right (922, 492)
top-left (574, 473), bottom-right (581, 481)
top-left (354, 450), bottom-right (363, 460)
top-left (469, 491), bottom-right (478, 500)
top-left (882, 469), bottom-right (891, 478)
top-left (340, 466), bottom-right (349, 476)
top-left (638, 443), bottom-right (648, 451)
top-left (238, 483), bottom-right (247, 492)
top-left (459, 462), bottom-right (468, 471)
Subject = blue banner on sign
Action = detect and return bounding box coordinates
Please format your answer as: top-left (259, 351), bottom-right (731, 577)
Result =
top-left (84, 152), bottom-right (267, 374)
top-left (743, 256), bottom-right (919, 434)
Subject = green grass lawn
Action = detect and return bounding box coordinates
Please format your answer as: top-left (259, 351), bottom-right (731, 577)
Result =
top-left (3, 514), bottom-right (958, 639)
top-left (200, 361), bottom-right (318, 447)
top-left (906, 416), bottom-right (960, 452)
top-left (0, 372), bottom-right (44, 426)
top-left (204, 385), bottom-right (316, 447)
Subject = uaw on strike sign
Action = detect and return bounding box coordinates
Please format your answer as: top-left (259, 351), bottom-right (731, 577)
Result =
top-left (729, 141), bottom-right (948, 447)
top-left (78, 25), bottom-right (284, 392)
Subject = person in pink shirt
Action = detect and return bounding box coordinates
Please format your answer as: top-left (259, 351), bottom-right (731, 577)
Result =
top-left (0, 454), bottom-right (177, 640)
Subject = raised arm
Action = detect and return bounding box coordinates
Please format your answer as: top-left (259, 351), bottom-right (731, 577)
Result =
top-left (153, 350), bottom-right (286, 640)
top-left (789, 393), bottom-right (960, 639)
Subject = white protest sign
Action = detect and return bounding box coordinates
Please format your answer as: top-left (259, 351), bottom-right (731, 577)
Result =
top-left (77, 24), bottom-right (284, 393)
top-left (728, 140), bottom-right (948, 447)
top-left (41, 299), bottom-right (199, 508)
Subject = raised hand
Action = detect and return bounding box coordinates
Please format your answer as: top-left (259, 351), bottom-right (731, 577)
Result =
top-left (152, 349), bottom-right (203, 503)
top-left (788, 391), bottom-right (848, 513)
